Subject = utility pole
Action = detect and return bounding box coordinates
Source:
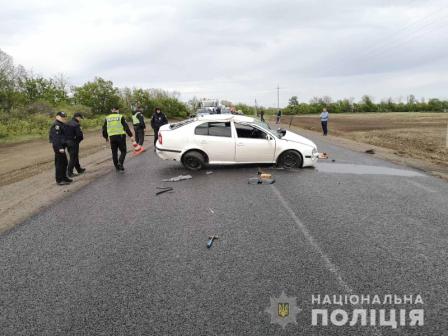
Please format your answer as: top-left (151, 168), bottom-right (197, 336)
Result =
top-left (276, 84), bottom-right (280, 110)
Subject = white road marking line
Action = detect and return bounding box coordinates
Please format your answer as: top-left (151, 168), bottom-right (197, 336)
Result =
top-left (271, 185), bottom-right (383, 336)
top-left (407, 180), bottom-right (437, 193)
top-left (271, 185), bottom-right (353, 294)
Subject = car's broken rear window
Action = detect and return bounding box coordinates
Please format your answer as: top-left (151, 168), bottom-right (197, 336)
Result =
top-left (170, 119), bottom-right (195, 130)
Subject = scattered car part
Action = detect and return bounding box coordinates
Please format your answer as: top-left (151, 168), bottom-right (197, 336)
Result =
top-left (207, 235), bottom-right (219, 248)
top-left (156, 186), bottom-right (174, 195)
top-left (162, 175), bottom-right (193, 182)
top-left (365, 149), bottom-right (375, 154)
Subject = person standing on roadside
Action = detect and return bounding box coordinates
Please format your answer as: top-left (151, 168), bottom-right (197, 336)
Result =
top-left (102, 106), bottom-right (134, 171)
top-left (151, 107), bottom-right (168, 148)
top-left (276, 110), bottom-right (282, 124)
top-left (132, 105), bottom-right (146, 146)
top-left (66, 112), bottom-right (86, 178)
top-left (320, 108), bottom-right (329, 136)
top-left (260, 109), bottom-right (265, 122)
top-left (49, 111), bottom-right (72, 185)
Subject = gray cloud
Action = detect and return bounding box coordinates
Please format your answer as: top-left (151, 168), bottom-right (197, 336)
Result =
top-left (2, 0), bottom-right (447, 105)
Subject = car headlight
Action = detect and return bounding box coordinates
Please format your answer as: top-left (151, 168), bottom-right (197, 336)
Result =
top-left (312, 147), bottom-right (318, 157)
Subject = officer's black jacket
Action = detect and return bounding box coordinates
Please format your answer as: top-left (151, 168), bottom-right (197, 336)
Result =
top-left (151, 112), bottom-right (168, 129)
top-left (49, 120), bottom-right (67, 150)
top-left (66, 118), bottom-right (84, 143)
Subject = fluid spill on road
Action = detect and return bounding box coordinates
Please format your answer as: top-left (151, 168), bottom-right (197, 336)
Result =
top-left (316, 162), bottom-right (424, 177)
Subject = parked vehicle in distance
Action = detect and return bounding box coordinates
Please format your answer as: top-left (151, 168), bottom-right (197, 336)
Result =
top-left (155, 115), bottom-right (319, 170)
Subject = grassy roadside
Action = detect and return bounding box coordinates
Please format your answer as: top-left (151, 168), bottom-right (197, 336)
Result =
top-left (0, 115), bottom-right (105, 145)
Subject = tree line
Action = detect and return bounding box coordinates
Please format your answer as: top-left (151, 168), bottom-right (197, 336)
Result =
top-left (282, 95), bottom-right (448, 115)
top-left (0, 49), bottom-right (189, 119)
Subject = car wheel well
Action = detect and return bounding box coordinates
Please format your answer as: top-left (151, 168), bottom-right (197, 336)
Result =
top-left (277, 149), bottom-right (303, 168)
top-left (182, 149), bottom-right (209, 163)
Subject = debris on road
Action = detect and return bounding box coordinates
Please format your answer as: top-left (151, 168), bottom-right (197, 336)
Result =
top-left (162, 175), bottom-right (192, 182)
top-left (332, 159), bottom-right (336, 162)
top-left (205, 171), bottom-right (213, 175)
top-left (155, 186), bottom-right (174, 196)
top-left (365, 149), bottom-right (375, 154)
top-left (249, 170), bottom-right (276, 184)
top-left (248, 177), bottom-right (276, 185)
top-left (319, 152), bottom-right (328, 159)
top-left (207, 235), bottom-right (219, 248)
top-left (209, 208), bottom-right (215, 214)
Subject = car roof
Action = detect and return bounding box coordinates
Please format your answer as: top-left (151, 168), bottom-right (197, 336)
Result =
top-left (196, 114), bottom-right (255, 123)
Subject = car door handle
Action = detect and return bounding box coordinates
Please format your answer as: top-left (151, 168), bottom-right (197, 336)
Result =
top-left (237, 142), bottom-right (244, 146)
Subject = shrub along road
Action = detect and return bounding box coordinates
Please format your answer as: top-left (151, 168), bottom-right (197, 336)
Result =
top-left (0, 133), bottom-right (447, 335)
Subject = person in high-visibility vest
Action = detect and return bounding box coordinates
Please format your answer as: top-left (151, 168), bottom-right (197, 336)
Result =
top-left (132, 105), bottom-right (146, 146)
top-left (102, 106), bottom-right (134, 171)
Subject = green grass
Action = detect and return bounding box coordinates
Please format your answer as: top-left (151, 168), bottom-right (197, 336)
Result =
top-left (0, 114), bottom-right (105, 144)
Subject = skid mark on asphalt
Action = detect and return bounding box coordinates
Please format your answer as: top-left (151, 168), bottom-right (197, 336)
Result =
top-left (407, 179), bottom-right (437, 193)
top-left (271, 184), bottom-right (383, 336)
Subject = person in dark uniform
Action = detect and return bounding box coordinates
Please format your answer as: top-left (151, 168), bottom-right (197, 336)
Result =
top-left (102, 106), bottom-right (134, 171)
top-left (260, 110), bottom-right (265, 122)
top-left (66, 112), bottom-right (86, 178)
top-left (132, 105), bottom-right (146, 146)
top-left (49, 111), bottom-right (72, 185)
top-left (151, 107), bottom-right (168, 147)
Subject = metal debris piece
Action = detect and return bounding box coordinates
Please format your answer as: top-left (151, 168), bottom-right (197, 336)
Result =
top-left (207, 235), bottom-right (219, 248)
top-left (162, 175), bottom-right (193, 182)
top-left (248, 177), bottom-right (276, 185)
top-left (156, 186), bottom-right (174, 195)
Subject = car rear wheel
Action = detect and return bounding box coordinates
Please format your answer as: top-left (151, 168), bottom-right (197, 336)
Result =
top-left (278, 150), bottom-right (303, 169)
top-left (182, 151), bottom-right (205, 171)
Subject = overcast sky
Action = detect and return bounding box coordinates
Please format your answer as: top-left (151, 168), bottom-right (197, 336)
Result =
top-left (1, 0), bottom-right (447, 106)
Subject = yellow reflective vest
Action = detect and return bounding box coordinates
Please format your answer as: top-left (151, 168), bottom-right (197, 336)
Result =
top-left (132, 112), bottom-right (142, 125)
top-left (106, 114), bottom-right (125, 136)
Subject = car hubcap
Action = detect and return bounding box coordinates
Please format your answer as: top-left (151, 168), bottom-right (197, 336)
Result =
top-left (283, 154), bottom-right (297, 168)
top-left (186, 157), bottom-right (200, 169)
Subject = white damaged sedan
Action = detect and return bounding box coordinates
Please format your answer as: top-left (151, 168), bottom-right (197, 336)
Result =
top-left (155, 114), bottom-right (319, 170)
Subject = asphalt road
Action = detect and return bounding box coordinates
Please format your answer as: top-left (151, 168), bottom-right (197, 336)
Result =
top-left (1, 133), bottom-right (447, 335)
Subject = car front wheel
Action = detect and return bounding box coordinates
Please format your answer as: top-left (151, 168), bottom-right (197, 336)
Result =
top-left (278, 150), bottom-right (303, 169)
top-left (182, 151), bottom-right (205, 171)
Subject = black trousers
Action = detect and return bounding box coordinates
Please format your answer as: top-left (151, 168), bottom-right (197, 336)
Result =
top-left (135, 127), bottom-right (145, 146)
top-left (153, 127), bottom-right (160, 146)
top-left (67, 141), bottom-right (82, 174)
top-left (54, 148), bottom-right (68, 183)
top-left (321, 121), bottom-right (328, 135)
top-left (110, 135), bottom-right (127, 168)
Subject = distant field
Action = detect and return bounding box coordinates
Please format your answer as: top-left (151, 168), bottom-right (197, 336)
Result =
top-left (280, 112), bottom-right (448, 166)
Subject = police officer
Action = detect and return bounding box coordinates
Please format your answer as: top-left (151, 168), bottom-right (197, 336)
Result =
top-left (132, 105), bottom-right (146, 146)
top-left (151, 107), bottom-right (168, 147)
top-left (66, 112), bottom-right (86, 177)
top-left (49, 111), bottom-right (72, 185)
top-left (102, 106), bottom-right (134, 171)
